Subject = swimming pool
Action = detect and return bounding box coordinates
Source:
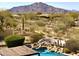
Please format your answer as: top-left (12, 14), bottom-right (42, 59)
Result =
top-left (33, 47), bottom-right (66, 56)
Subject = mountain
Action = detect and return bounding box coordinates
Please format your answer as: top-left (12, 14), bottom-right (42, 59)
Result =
top-left (9, 2), bottom-right (71, 13)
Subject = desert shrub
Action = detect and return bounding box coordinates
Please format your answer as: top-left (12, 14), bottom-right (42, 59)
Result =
top-left (36, 20), bottom-right (45, 26)
top-left (30, 33), bottom-right (44, 43)
top-left (65, 39), bottom-right (79, 52)
top-left (63, 48), bottom-right (71, 54)
top-left (4, 35), bottom-right (25, 47)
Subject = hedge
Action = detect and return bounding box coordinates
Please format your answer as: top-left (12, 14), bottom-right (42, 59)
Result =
top-left (4, 35), bottom-right (25, 47)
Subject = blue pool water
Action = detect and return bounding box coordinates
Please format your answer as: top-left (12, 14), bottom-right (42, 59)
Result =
top-left (33, 48), bottom-right (65, 56)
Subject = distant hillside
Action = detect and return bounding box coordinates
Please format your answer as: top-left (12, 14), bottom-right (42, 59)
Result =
top-left (9, 2), bottom-right (72, 13)
top-left (0, 8), bottom-right (7, 11)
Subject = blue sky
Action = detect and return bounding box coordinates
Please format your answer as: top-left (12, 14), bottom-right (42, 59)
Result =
top-left (0, 2), bottom-right (79, 11)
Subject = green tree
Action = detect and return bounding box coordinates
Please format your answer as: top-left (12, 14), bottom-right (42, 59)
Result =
top-left (0, 11), bottom-right (17, 29)
top-left (0, 16), bottom-right (4, 31)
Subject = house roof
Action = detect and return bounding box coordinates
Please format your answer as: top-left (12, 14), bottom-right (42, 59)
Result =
top-left (0, 45), bottom-right (39, 56)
